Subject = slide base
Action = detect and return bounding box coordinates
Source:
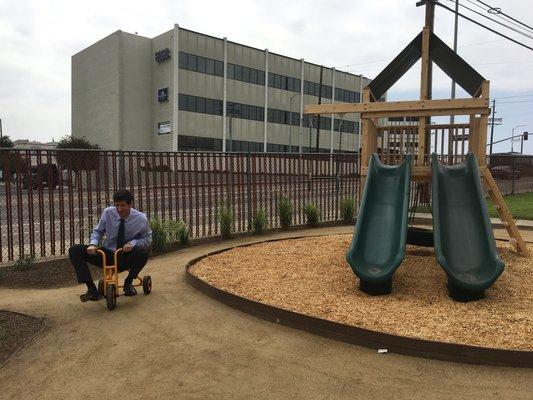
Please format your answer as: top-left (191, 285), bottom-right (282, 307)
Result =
top-left (360, 279), bottom-right (392, 296)
top-left (447, 283), bottom-right (485, 302)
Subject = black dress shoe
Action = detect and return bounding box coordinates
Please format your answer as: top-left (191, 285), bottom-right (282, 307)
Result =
top-left (80, 288), bottom-right (102, 302)
top-left (123, 282), bottom-right (137, 297)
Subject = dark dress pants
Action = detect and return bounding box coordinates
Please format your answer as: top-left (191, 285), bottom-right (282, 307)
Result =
top-left (69, 244), bottom-right (149, 283)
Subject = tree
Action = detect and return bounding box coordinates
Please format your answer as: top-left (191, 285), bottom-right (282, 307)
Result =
top-left (0, 135), bottom-right (26, 181)
top-left (0, 135), bottom-right (14, 148)
top-left (56, 135), bottom-right (100, 172)
top-left (56, 136), bottom-right (100, 150)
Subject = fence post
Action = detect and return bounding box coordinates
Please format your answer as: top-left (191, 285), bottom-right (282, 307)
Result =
top-left (335, 154), bottom-right (340, 219)
top-left (246, 152), bottom-right (252, 228)
top-left (118, 150), bottom-right (126, 189)
top-left (512, 155), bottom-right (516, 195)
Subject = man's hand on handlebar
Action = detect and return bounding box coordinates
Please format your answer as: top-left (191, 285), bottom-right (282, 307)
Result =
top-left (122, 243), bottom-right (133, 253)
top-left (86, 245), bottom-right (98, 255)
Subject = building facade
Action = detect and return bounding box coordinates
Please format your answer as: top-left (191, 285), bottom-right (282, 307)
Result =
top-left (72, 26), bottom-right (373, 153)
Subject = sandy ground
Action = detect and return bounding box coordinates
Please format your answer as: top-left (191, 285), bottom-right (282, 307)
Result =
top-left (192, 236), bottom-right (532, 350)
top-left (0, 226), bottom-right (532, 400)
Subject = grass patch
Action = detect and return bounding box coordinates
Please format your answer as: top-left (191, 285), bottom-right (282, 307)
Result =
top-left (486, 192), bottom-right (533, 220)
top-left (413, 192), bottom-right (533, 220)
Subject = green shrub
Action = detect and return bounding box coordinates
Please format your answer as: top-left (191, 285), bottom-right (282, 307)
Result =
top-left (303, 202), bottom-right (320, 227)
top-left (340, 197), bottom-right (355, 223)
top-left (277, 196), bottom-right (293, 229)
top-left (150, 219), bottom-right (168, 252)
top-left (176, 220), bottom-right (189, 245)
top-left (251, 209), bottom-right (268, 234)
top-left (13, 254), bottom-right (36, 269)
top-left (165, 219), bottom-right (189, 245)
top-left (219, 204), bottom-right (235, 239)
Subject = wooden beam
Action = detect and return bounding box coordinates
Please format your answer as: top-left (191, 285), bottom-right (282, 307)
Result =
top-left (360, 116), bottom-right (377, 198)
top-left (469, 115), bottom-right (480, 161)
top-left (361, 165), bottom-right (432, 181)
top-left (378, 123), bottom-right (470, 130)
top-left (420, 26), bottom-right (431, 101)
top-left (481, 167), bottom-right (530, 256)
top-left (361, 108), bottom-right (489, 119)
top-left (304, 98), bottom-right (489, 115)
top-left (418, 118), bottom-right (427, 166)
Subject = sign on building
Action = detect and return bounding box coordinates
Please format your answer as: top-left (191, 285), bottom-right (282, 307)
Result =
top-left (158, 121), bottom-right (172, 135)
top-left (158, 87), bottom-right (168, 102)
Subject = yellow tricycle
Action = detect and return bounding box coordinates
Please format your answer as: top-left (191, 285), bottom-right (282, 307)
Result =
top-left (97, 248), bottom-right (152, 311)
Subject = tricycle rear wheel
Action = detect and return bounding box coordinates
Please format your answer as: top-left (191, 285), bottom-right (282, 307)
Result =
top-left (106, 283), bottom-right (117, 310)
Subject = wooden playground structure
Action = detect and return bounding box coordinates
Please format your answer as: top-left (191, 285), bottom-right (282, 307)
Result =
top-left (304, 3), bottom-right (528, 256)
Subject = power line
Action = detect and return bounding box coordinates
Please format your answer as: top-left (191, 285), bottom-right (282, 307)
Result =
top-left (475, 0), bottom-right (533, 32)
top-left (496, 100), bottom-right (533, 104)
top-left (434, 1), bottom-right (533, 51)
top-left (494, 94), bottom-right (533, 99)
top-left (458, 38), bottom-right (505, 47)
top-left (443, 0), bottom-right (533, 40)
top-left (476, 60), bottom-right (533, 65)
top-left (464, 0), bottom-right (533, 35)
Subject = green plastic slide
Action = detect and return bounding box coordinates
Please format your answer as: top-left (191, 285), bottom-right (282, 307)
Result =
top-left (346, 153), bottom-right (411, 295)
top-left (431, 153), bottom-right (504, 301)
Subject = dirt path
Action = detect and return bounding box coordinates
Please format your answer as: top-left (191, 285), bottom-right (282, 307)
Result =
top-left (0, 226), bottom-right (531, 400)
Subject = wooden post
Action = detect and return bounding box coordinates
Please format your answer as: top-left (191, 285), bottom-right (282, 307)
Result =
top-left (418, 26), bottom-right (431, 166)
top-left (482, 167), bottom-right (529, 256)
top-left (477, 81), bottom-right (490, 165)
top-left (469, 115), bottom-right (479, 162)
top-left (360, 88), bottom-right (375, 197)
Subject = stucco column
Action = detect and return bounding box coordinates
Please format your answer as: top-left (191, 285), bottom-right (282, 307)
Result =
top-left (330, 67), bottom-right (335, 153)
top-left (222, 37), bottom-right (228, 152)
top-left (172, 24), bottom-right (180, 151)
top-left (263, 49), bottom-right (269, 152)
top-left (299, 58), bottom-right (304, 153)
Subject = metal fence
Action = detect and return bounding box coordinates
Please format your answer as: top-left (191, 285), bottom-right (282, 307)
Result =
top-left (0, 149), bottom-right (531, 263)
top-left (0, 149), bottom-right (359, 262)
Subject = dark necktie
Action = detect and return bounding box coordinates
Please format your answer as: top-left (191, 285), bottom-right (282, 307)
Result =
top-left (117, 218), bottom-right (125, 249)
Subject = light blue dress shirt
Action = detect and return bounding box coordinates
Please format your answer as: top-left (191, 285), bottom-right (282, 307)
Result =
top-left (90, 206), bottom-right (152, 251)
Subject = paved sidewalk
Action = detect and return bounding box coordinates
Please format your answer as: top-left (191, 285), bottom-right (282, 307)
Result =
top-left (413, 212), bottom-right (533, 231)
top-left (0, 226), bottom-right (531, 399)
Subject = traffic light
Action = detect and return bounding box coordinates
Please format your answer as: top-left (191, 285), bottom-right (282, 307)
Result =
top-left (524, 132), bottom-right (528, 141)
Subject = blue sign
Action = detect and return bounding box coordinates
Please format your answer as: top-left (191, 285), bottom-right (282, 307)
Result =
top-left (158, 87), bottom-right (168, 102)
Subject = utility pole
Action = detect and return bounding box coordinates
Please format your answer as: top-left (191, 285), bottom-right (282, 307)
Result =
top-left (450, 0), bottom-right (459, 128)
top-left (0, 118), bottom-right (3, 144)
top-left (489, 99), bottom-right (496, 155)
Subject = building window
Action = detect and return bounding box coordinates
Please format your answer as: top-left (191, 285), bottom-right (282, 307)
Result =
top-left (197, 56), bottom-right (206, 74)
top-left (227, 63), bottom-right (235, 79)
top-left (214, 60), bottom-right (224, 77)
top-left (178, 52), bottom-right (187, 69)
top-left (206, 58), bottom-right (215, 75)
top-left (187, 54), bottom-right (197, 70)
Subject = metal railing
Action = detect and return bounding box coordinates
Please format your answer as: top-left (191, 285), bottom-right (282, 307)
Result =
top-left (0, 149), bottom-right (359, 262)
top-left (0, 148), bottom-right (531, 263)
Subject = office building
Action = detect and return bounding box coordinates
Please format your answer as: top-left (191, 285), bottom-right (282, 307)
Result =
top-left (72, 25), bottom-right (374, 152)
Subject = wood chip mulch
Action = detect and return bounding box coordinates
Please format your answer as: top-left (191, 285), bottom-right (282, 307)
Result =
top-left (191, 234), bottom-right (533, 351)
top-left (0, 310), bottom-right (45, 365)
top-left (0, 259), bottom-right (101, 289)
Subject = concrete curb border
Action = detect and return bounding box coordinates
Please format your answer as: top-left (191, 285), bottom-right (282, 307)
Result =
top-left (185, 238), bottom-right (533, 369)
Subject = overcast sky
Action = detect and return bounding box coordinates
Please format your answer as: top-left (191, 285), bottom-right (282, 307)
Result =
top-left (1, 0), bottom-right (532, 153)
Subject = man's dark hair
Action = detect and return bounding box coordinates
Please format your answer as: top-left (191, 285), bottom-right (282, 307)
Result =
top-left (113, 190), bottom-right (134, 204)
